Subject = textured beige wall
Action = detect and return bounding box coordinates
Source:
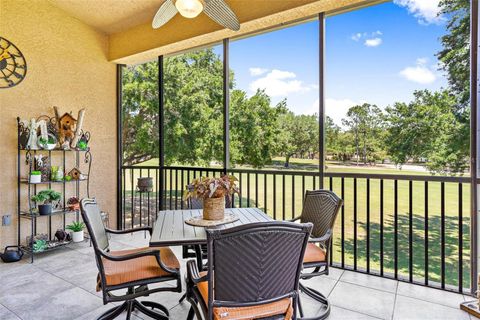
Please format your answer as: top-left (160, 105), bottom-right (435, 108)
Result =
top-left (0, 0), bottom-right (117, 249)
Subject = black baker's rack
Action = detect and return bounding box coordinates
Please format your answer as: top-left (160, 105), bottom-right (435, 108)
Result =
top-left (16, 116), bottom-right (92, 262)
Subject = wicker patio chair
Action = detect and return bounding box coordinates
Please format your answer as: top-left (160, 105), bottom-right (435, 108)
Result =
top-left (80, 198), bottom-right (182, 320)
top-left (186, 221), bottom-right (313, 320)
top-left (291, 190), bottom-right (343, 319)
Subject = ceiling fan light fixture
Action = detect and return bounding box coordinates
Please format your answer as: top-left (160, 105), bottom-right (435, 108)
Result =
top-left (175, 0), bottom-right (204, 18)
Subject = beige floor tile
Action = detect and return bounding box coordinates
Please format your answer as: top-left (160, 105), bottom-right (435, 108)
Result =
top-left (397, 281), bottom-right (466, 309)
top-left (340, 270), bottom-right (398, 293)
top-left (393, 295), bottom-right (470, 320)
top-left (329, 281), bottom-right (396, 319)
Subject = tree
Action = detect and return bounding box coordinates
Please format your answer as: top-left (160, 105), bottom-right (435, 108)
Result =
top-left (342, 103), bottom-right (384, 164)
top-left (122, 48), bottom-right (284, 168)
top-left (277, 109), bottom-right (297, 167)
top-left (325, 116), bottom-right (340, 155)
top-left (229, 90), bottom-right (285, 167)
top-left (438, 0), bottom-right (470, 108)
top-left (122, 62), bottom-right (159, 165)
top-left (276, 108), bottom-right (319, 167)
top-left (163, 49), bottom-right (224, 166)
top-left (384, 90), bottom-right (467, 174)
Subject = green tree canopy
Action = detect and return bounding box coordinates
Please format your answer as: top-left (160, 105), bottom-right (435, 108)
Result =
top-left (122, 48), bottom-right (287, 167)
top-left (229, 90), bottom-right (286, 167)
top-left (384, 90), bottom-right (467, 174)
top-left (163, 49), bottom-right (224, 166)
top-left (438, 0), bottom-right (470, 108)
top-left (342, 103), bottom-right (384, 164)
top-left (122, 62), bottom-right (159, 165)
top-left (277, 108), bottom-right (319, 166)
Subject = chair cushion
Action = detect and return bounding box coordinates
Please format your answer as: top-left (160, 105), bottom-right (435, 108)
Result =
top-left (303, 243), bottom-right (326, 264)
top-left (197, 272), bottom-right (293, 320)
top-left (97, 247), bottom-right (179, 290)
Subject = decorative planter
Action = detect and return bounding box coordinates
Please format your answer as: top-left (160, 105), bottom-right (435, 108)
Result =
top-left (38, 204), bottom-right (52, 216)
top-left (71, 230), bottom-right (84, 243)
top-left (30, 174), bottom-right (42, 184)
top-left (68, 203), bottom-right (80, 211)
top-left (137, 177), bottom-right (153, 192)
top-left (203, 197), bottom-right (225, 220)
top-left (38, 133), bottom-right (57, 150)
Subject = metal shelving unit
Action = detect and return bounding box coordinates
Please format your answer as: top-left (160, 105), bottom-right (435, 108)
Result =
top-left (16, 116), bottom-right (92, 262)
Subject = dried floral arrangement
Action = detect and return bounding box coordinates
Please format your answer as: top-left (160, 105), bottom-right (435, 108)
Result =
top-left (184, 175), bottom-right (239, 200)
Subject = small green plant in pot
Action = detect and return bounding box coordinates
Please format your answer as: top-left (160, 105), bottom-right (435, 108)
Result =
top-left (29, 170), bottom-right (42, 184)
top-left (32, 239), bottom-right (48, 252)
top-left (66, 221), bottom-right (85, 242)
top-left (31, 189), bottom-right (61, 216)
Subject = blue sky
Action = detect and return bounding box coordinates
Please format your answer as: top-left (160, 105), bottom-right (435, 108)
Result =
top-left (229, 0), bottom-right (448, 127)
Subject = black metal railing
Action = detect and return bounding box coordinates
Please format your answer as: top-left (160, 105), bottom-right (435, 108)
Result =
top-left (119, 165), bottom-right (471, 293)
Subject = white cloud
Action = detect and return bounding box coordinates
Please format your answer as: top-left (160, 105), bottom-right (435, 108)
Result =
top-left (249, 67), bottom-right (268, 77)
top-left (399, 58), bottom-right (437, 84)
top-left (364, 38), bottom-right (382, 47)
top-left (394, 0), bottom-right (444, 24)
top-left (351, 33), bottom-right (363, 41)
top-left (351, 31), bottom-right (383, 47)
top-left (249, 69), bottom-right (311, 97)
top-left (309, 98), bottom-right (362, 127)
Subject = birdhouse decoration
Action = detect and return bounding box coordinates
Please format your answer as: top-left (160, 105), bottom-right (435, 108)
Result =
top-left (58, 112), bottom-right (77, 149)
top-left (68, 167), bottom-right (86, 180)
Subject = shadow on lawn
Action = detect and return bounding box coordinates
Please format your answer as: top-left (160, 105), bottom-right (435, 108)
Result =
top-left (341, 213), bottom-right (471, 288)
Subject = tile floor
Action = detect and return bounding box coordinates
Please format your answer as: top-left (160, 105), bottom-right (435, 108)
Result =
top-left (0, 232), bottom-right (474, 320)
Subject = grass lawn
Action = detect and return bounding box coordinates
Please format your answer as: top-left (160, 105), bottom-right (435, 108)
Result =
top-left (122, 158), bottom-right (471, 289)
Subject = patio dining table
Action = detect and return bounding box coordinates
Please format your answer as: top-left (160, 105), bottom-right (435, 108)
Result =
top-left (150, 207), bottom-right (273, 271)
top-left (150, 207), bottom-right (272, 247)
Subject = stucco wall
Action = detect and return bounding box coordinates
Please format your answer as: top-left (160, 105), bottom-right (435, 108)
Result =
top-left (0, 0), bottom-right (117, 249)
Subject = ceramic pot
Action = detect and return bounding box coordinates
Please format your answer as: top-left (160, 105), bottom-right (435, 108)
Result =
top-left (71, 231), bottom-right (84, 243)
top-left (38, 204), bottom-right (52, 216)
top-left (30, 174), bottom-right (42, 183)
top-left (137, 177), bottom-right (153, 192)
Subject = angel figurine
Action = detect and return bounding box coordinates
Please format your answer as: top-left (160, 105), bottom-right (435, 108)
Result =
top-left (25, 119), bottom-right (40, 150)
top-left (24, 118), bottom-right (47, 150)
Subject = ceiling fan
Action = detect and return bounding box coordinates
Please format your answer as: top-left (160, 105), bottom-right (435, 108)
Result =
top-left (152, 0), bottom-right (240, 31)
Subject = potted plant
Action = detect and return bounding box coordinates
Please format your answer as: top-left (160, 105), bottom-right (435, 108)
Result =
top-left (38, 134), bottom-right (57, 150)
top-left (30, 170), bottom-right (42, 183)
top-left (32, 239), bottom-right (48, 252)
top-left (66, 221), bottom-right (85, 242)
top-left (184, 175), bottom-right (239, 220)
top-left (31, 189), bottom-right (61, 215)
top-left (137, 177), bottom-right (153, 192)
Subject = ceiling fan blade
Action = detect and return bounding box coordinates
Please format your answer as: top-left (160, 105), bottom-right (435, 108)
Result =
top-left (152, 0), bottom-right (178, 29)
top-left (203, 0), bottom-right (240, 31)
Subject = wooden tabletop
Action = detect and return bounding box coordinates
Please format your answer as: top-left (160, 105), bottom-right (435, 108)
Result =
top-left (150, 207), bottom-right (272, 247)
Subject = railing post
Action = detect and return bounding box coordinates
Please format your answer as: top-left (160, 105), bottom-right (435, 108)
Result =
top-left (318, 13), bottom-right (325, 189)
top-left (116, 64), bottom-right (124, 230)
top-left (223, 39), bottom-right (230, 176)
top-left (159, 55), bottom-right (165, 211)
top-left (470, 0), bottom-right (479, 295)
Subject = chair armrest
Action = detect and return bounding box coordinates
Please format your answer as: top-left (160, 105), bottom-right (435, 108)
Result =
top-left (309, 229), bottom-right (332, 243)
top-left (289, 216), bottom-right (302, 222)
top-left (187, 259), bottom-right (208, 284)
top-left (99, 248), bottom-right (178, 274)
top-left (105, 226), bottom-right (153, 236)
top-left (99, 248), bottom-right (157, 262)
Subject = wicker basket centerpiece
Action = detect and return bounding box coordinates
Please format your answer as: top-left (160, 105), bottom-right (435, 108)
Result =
top-left (184, 175), bottom-right (239, 221)
top-left (203, 197), bottom-right (225, 220)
